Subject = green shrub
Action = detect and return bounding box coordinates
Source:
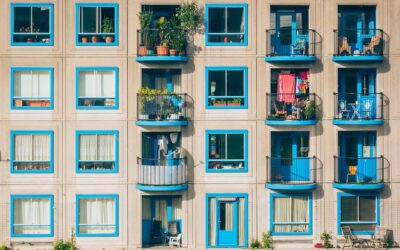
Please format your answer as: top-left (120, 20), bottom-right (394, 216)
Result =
top-left (320, 231), bottom-right (333, 248)
top-left (261, 231), bottom-right (273, 249)
top-left (249, 238), bottom-right (262, 249)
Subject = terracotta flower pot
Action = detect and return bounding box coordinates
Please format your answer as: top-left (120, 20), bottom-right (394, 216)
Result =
top-left (138, 46), bottom-right (148, 56)
top-left (26, 37), bottom-right (33, 43)
top-left (81, 37), bottom-right (88, 43)
top-left (156, 45), bottom-right (169, 56)
top-left (105, 36), bottom-right (114, 43)
top-left (91, 36), bottom-right (99, 43)
top-left (169, 49), bottom-right (177, 56)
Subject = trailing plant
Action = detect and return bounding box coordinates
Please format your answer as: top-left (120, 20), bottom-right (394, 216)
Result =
top-left (102, 17), bottom-right (114, 33)
top-left (261, 231), bottom-right (273, 249)
top-left (304, 100), bottom-right (317, 117)
top-left (320, 231), bottom-right (333, 248)
top-left (175, 2), bottom-right (203, 35)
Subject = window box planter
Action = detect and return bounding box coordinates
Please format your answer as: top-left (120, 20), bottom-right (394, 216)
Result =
top-left (27, 100), bottom-right (51, 107)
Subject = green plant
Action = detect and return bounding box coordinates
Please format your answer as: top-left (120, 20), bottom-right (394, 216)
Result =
top-left (261, 231), bottom-right (273, 249)
top-left (175, 2), bottom-right (203, 35)
top-left (54, 228), bottom-right (76, 250)
top-left (155, 16), bottom-right (171, 46)
top-left (137, 11), bottom-right (153, 47)
top-left (102, 17), bottom-right (113, 33)
top-left (320, 231), bottom-right (333, 248)
top-left (0, 244), bottom-right (8, 250)
top-left (249, 238), bottom-right (262, 249)
top-left (168, 18), bottom-right (187, 51)
top-left (304, 100), bottom-right (317, 117)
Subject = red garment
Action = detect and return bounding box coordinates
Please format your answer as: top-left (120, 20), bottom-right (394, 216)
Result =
top-left (300, 71), bottom-right (309, 80)
top-left (277, 73), bottom-right (295, 103)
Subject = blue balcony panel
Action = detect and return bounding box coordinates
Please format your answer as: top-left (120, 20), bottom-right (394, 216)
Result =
top-left (136, 120), bottom-right (188, 126)
top-left (332, 55), bottom-right (384, 62)
top-left (265, 120), bottom-right (317, 126)
top-left (332, 182), bottom-right (384, 191)
top-left (332, 119), bottom-right (384, 126)
top-left (265, 183), bottom-right (317, 191)
top-left (136, 56), bottom-right (188, 63)
top-left (136, 183), bottom-right (188, 192)
top-left (265, 55), bottom-right (317, 62)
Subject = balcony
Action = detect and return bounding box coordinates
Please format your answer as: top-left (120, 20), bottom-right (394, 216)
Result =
top-left (333, 29), bottom-right (384, 62)
top-left (265, 29), bottom-right (317, 62)
top-left (266, 156), bottom-right (317, 191)
top-left (136, 157), bottom-right (188, 191)
top-left (136, 29), bottom-right (188, 63)
top-left (333, 93), bottom-right (384, 125)
top-left (265, 93), bottom-right (317, 126)
top-left (333, 156), bottom-right (384, 190)
top-left (136, 93), bottom-right (189, 126)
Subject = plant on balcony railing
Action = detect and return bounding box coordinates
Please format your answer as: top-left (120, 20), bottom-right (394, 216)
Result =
top-left (267, 93), bottom-right (317, 121)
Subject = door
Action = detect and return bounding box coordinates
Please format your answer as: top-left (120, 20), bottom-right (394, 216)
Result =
top-left (274, 12), bottom-right (296, 55)
top-left (217, 200), bottom-right (238, 246)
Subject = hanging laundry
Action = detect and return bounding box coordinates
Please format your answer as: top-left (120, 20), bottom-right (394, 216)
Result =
top-left (277, 73), bottom-right (296, 103)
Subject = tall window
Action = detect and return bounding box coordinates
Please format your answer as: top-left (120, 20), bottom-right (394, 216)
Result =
top-left (271, 193), bottom-right (312, 235)
top-left (76, 68), bottom-right (118, 109)
top-left (76, 4), bottom-right (118, 45)
top-left (11, 68), bottom-right (53, 110)
top-left (206, 67), bottom-right (248, 109)
top-left (206, 130), bottom-right (247, 172)
top-left (11, 4), bottom-right (53, 46)
top-left (76, 131), bottom-right (118, 173)
top-left (11, 131), bottom-right (53, 173)
top-left (206, 4), bottom-right (248, 46)
top-left (11, 195), bottom-right (54, 237)
top-left (76, 195), bottom-right (119, 237)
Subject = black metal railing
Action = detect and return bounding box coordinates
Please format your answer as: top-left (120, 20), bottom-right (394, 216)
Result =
top-left (334, 156), bottom-right (384, 184)
top-left (137, 93), bottom-right (188, 121)
top-left (266, 93), bottom-right (317, 121)
top-left (137, 157), bottom-right (187, 186)
top-left (137, 29), bottom-right (187, 57)
top-left (333, 29), bottom-right (384, 56)
top-left (334, 93), bottom-right (383, 120)
top-left (266, 29), bottom-right (316, 57)
top-left (266, 156), bottom-right (316, 184)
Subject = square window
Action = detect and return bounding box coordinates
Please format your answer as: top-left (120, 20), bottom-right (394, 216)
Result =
top-left (76, 68), bottom-right (118, 109)
top-left (206, 4), bottom-right (248, 46)
top-left (206, 67), bottom-right (248, 109)
top-left (11, 68), bottom-right (54, 110)
top-left (76, 4), bottom-right (118, 46)
top-left (11, 4), bottom-right (54, 46)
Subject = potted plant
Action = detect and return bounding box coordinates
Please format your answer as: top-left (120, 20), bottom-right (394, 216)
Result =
top-left (137, 11), bottom-right (152, 56)
top-left (155, 17), bottom-right (170, 56)
top-left (304, 100), bottom-right (317, 120)
top-left (81, 36), bottom-right (88, 43)
top-left (102, 17), bottom-right (114, 43)
top-left (169, 25), bottom-right (187, 56)
top-left (320, 231), bottom-right (334, 248)
top-left (228, 98), bottom-right (242, 106)
top-left (138, 86), bottom-right (153, 120)
top-left (213, 99), bottom-right (226, 106)
top-left (91, 35), bottom-right (99, 43)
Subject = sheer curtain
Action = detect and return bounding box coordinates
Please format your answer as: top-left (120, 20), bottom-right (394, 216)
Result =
top-left (225, 203), bottom-right (233, 230)
top-left (208, 198), bottom-right (216, 246)
top-left (155, 200), bottom-right (168, 228)
top-left (238, 198), bottom-right (245, 246)
top-left (79, 135), bottom-right (97, 161)
top-left (79, 134), bottom-right (115, 161)
top-left (14, 70), bottom-right (51, 98)
top-left (79, 198), bottom-right (116, 234)
top-left (155, 76), bottom-right (168, 91)
top-left (15, 134), bottom-right (50, 161)
top-left (292, 196), bottom-right (309, 232)
top-left (98, 134), bottom-right (115, 160)
top-left (79, 70), bottom-right (115, 98)
top-left (273, 197), bottom-right (291, 232)
top-left (172, 197), bottom-right (182, 220)
top-left (14, 198), bottom-right (51, 234)
top-left (172, 74), bottom-right (181, 93)
top-left (274, 196), bottom-right (308, 232)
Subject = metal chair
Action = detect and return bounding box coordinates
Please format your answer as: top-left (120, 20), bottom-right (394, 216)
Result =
top-left (371, 226), bottom-right (388, 248)
top-left (346, 165), bottom-right (357, 183)
top-left (341, 226), bottom-right (369, 249)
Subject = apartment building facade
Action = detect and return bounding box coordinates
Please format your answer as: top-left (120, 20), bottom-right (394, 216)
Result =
top-left (0, 0), bottom-right (399, 249)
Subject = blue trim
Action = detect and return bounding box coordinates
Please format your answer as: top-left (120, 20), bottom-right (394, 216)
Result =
top-left (205, 66), bottom-right (248, 110)
top-left (136, 120), bottom-right (188, 126)
top-left (205, 130), bottom-right (248, 173)
top-left (265, 56), bottom-right (317, 62)
top-left (265, 120), bottom-right (317, 126)
top-left (75, 67), bottom-right (119, 110)
top-left (270, 193), bottom-right (313, 236)
top-left (333, 56), bottom-right (384, 62)
top-left (75, 130), bottom-right (119, 173)
top-left (10, 130), bottom-right (54, 174)
top-left (205, 4), bottom-right (248, 46)
top-left (75, 3), bottom-right (119, 46)
top-left (337, 192), bottom-right (380, 235)
top-left (266, 183), bottom-right (317, 191)
top-left (205, 193), bottom-right (248, 248)
top-left (136, 56), bottom-right (188, 62)
top-left (10, 3), bottom-right (54, 46)
top-left (136, 184), bottom-right (188, 192)
top-left (10, 194), bottom-right (54, 237)
top-left (10, 67), bottom-right (54, 110)
top-left (333, 119), bottom-right (384, 125)
top-left (76, 194), bottom-right (119, 237)
top-left (333, 182), bottom-right (384, 191)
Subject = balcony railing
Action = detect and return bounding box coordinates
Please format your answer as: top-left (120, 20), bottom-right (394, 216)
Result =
top-left (137, 157), bottom-right (187, 186)
top-left (333, 29), bottom-right (383, 57)
top-left (266, 93), bottom-right (317, 121)
top-left (137, 93), bottom-right (188, 122)
top-left (137, 29), bottom-right (187, 58)
top-left (266, 156), bottom-right (316, 184)
top-left (334, 156), bottom-right (384, 184)
top-left (334, 93), bottom-right (383, 121)
top-left (266, 29), bottom-right (316, 57)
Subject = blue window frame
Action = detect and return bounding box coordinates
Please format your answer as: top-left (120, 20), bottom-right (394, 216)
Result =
top-left (205, 4), bottom-right (248, 46)
top-left (206, 193), bottom-right (248, 248)
top-left (10, 67), bottom-right (54, 110)
top-left (270, 193), bottom-right (312, 235)
top-left (76, 67), bottom-right (119, 110)
top-left (10, 130), bottom-right (54, 174)
top-left (205, 130), bottom-right (248, 173)
top-left (10, 194), bottom-right (54, 237)
top-left (338, 193), bottom-right (379, 235)
top-left (205, 67), bottom-right (248, 109)
top-left (10, 3), bottom-right (54, 46)
top-left (76, 3), bottom-right (119, 46)
top-left (76, 130), bottom-right (119, 173)
top-left (76, 194), bottom-right (119, 237)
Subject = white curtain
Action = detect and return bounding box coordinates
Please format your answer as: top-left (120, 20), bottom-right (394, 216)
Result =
top-left (14, 198), bottom-right (51, 234)
top-left (15, 134), bottom-right (50, 161)
top-left (155, 76), bottom-right (168, 91)
top-left (238, 198), bottom-right (245, 246)
top-left (79, 198), bottom-right (116, 234)
top-left (172, 197), bottom-right (182, 220)
top-left (14, 70), bottom-right (51, 98)
top-left (142, 197), bottom-right (151, 220)
top-left (273, 196), bottom-right (308, 233)
top-left (225, 202), bottom-right (233, 230)
top-left (78, 70), bottom-right (115, 98)
top-left (172, 74), bottom-right (181, 93)
top-left (208, 198), bottom-right (216, 246)
top-left (79, 134), bottom-right (115, 161)
top-left (155, 200), bottom-right (168, 228)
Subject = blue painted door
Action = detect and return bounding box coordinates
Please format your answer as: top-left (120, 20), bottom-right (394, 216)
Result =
top-left (217, 200), bottom-right (238, 246)
top-left (274, 12), bottom-right (296, 55)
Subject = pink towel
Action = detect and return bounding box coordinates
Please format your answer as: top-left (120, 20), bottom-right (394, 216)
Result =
top-left (277, 73), bottom-right (295, 103)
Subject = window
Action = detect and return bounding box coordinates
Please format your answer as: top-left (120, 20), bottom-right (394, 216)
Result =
top-left (206, 130), bottom-right (248, 172)
top-left (76, 3), bottom-right (118, 46)
top-left (11, 195), bottom-right (54, 237)
top-left (10, 131), bottom-right (54, 173)
top-left (11, 4), bottom-right (53, 46)
top-left (76, 131), bottom-right (118, 173)
top-left (271, 193), bottom-right (312, 235)
top-left (76, 67), bottom-right (118, 109)
top-left (338, 193), bottom-right (379, 234)
top-left (76, 194), bottom-right (119, 237)
top-left (205, 4), bottom-right (248, 46)
top-left (206, 67), bottom-right (248, 109)
top-left (11, 68), bottom-right (54, 110)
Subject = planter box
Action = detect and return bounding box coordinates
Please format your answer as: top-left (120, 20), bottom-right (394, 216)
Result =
top-left (227, 102), bottom-right (241, 106)
top-left (14, 100), bottom-right (23, 106)
top-left (27, 100), bottom-right (50, 107)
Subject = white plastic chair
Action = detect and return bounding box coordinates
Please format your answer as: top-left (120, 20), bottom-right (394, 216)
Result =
top-left (169, 233), bottom-right (182, 248)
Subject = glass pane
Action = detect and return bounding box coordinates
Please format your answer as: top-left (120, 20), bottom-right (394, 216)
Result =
top-left (227, 8), bottom-right (244, 33)
top-left (342, 223), bottom-right (376, 232)
top-left (227, 134), bottom-right (244, 159)
top-left (344, 14), bottom-right (358, 43)
top-left (279, 15), bottom-right (292, 45)
top-left (208, 8), bottom-right (225, 33)
top-left (345, 137), bottom-right (358, 166)
top-left (81, 7), bottom-right (97, 33)
top-left (209, 134), bottom-right (226, 159)
top-left (219, 202), bottom-right (233, 231)
top-left (297, 135), bottom-right (309, 157)
top-left (32, 7), bottom-right (50, 33)
top-left (359, 196), bottom-right (376, 221)
top-left (280, 136), bottom-right (292, 159)
top-left (345, 76), bottom-right (358, 102)
top-left (209, 71), bottom-right (226, 96)
top-left (362, 135), bottom-right (375, 157)
top-left (100, 7), bottom-right (115, 33)
top-left (14, 7), bottom-right (31, 33)
top-left (79, 198), bottom-right (116, 234)
top-left (341, 196), bottom-right (358, 222)
top-left (227, 71), bottom-right (244, 96)
top-left (219, 202), bottom-right (226, 230)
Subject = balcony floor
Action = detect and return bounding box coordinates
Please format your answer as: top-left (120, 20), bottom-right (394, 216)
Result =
top-left (136, 120), bottom-right (188, 126)
top-left (136, 183), bottom-right (188, 192)
top-left (333, 182), bottom-right (384, 190)
top-left (265, 55), bottom-right (317, 62)
top-left (333, 119), bottom-right (384, 125)
top-left (332, 55), bottom-right (384, 62)
top-left (265, 183), bottom-right (317, 191)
